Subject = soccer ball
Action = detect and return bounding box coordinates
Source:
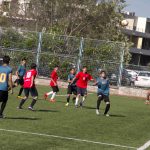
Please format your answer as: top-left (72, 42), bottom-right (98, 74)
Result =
top-left (120, 19), bottom-right (129, 27)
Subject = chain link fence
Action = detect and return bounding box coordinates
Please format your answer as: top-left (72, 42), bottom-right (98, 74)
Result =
top-left (0, 27), bottom-right (150, 88)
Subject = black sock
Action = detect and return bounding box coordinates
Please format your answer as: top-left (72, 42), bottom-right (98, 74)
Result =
top-left (19, 99), bottom-right (26, 108)
top-left (30, 99), bottom-right (37, 108)
top-left (97, 97), bottom-right (102, 110)
top-left (104, 104), bottom-right (110, 115)
top-left (18, 87), bottom-right (23, 96)
top-left (0, 102), bottom-right (7, 115)
top-left (67, 96), bottom-right (70, 103)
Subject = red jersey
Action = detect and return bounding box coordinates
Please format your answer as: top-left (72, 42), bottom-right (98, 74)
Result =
top-left (23, 69), bottom-right (37, 88)
top-left (50, 70), bottom-right (58, 87)
top-left (76, 72), bottom-right (93, 88)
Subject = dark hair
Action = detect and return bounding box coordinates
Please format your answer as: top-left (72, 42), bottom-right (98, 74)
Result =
top-left (55, 65), bottom-right (59, 68)
top-left (100, 70), bottom-right (107, 76)
top-left (70, 68), bottom-right (75, 71)
top-left (82, 66), bottom-right (87, 69)
top-left (22, 58), bottom-right (26, 61)
top-left (3, 56), bottom-right (10, 64)
top-left (31, 63), bottom-right (37, 69)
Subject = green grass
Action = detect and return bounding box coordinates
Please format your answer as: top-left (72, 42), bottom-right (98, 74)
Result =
top-left (0, 85), bottom-right (150, 150)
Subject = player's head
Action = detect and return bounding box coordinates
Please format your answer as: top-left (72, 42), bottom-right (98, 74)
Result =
top-left (54, 65), bottom-right (59, 71)
top-left (82, 66), bottom-right (87, 73)
top-left (99, 70), bottom-right (107, 78)
top-left (31, 63), bottom-right (37, 69)
top-left (3, 55), bottom-right (10, 65)
top-left (21, 58), bottom-right (26, 65)
top-left (70, 68), bottom-right (75, 74)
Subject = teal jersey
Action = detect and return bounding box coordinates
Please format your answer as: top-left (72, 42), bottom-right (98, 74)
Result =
top-left (0, 65), bottom-right (12, 91)
top-left (97, 77), bottom-right (109, 96)
top-left (68, 74), bottom-right (76, 86)
top-left (17, 65), bottom-right (26, 77)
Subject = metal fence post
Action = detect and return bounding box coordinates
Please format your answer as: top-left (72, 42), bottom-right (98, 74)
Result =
top-left (77, 37), bottom-right (84, 72)
top-left (118, 43), bottom-right (125, 87)
top-left (36, 32), bottom-right (42, 72)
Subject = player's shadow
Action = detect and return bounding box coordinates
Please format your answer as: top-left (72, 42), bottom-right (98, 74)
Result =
top-left (110, 114), bottom-right (126, 118)
top-left (5, 117), bottom-right (40, 120)
top-left (35, 109), bottom-right (59, 113)
top-left (83, 106), bottom-right (97, 110)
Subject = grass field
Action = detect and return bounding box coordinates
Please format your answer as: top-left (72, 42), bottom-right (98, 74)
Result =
top-left (0, 85), bottom-right (150, 150)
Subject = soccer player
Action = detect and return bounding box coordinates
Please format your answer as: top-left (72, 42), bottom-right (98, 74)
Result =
top-left (145, 91), bottom-right (150, 104)
top-left (0, 56), bottom-right (13, 118)
top-left (44, 66), bottom-right (59, 102)
top-left (94, 70), bottom-right (110, 117)
top-left (14, 58), bottom-right (26, 98)
top-left (73, 66), bottom-right (93, 107)
top-left (18, 63), bottom-right (38, 111)
top-left (65, 68), bottom-right (77, 106)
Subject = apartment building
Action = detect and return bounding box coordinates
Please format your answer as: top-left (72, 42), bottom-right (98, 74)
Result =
top-left (122, 12), bottom-right (150, 66)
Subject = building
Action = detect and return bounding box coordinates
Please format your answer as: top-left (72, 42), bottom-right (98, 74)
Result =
top-left (122, 12), bottom-right (150, 66)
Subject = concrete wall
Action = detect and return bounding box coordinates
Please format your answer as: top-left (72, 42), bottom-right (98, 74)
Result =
top-left (35, 77), bottom-right (147, 99)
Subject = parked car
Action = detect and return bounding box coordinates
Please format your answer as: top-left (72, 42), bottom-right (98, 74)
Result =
top-left (134, 71), bottom-right (150, 88)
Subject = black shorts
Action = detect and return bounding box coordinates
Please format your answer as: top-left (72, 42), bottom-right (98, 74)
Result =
top-left (24, 87), bottom-right (38, 98)
top-left (14, 76), bottom-right (24, 86)
top-left (67, 85), bottom-right (77, 95)
top-left (51, 86), bottom-right (59, 93)
top-left (97, 92), bottom-right (110, 103)
top-left (0, 90), bottom-right (8, 103)
top-left (77, 87), bottom-right (87, 96)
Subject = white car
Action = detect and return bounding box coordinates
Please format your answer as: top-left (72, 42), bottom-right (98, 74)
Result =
top-left (135, 72), bottom-right (150, 88)
top-left (126, 69), bottom-right (138, 79)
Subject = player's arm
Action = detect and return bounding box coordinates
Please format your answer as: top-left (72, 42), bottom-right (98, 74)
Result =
top-left (30, 76), bottom-right (34, 88)
top-left (8, 72), bottom-right (13, 94)
top-left (71, 73), bottom-right (80, 84)
top-left (16, 66), bottom-right (20, 78)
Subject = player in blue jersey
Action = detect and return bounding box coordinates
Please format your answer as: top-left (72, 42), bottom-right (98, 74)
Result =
top-left (65, 68), bottom-right (77, 106)
top-left (0, 56), bottom-right (13, 118)
top-left (94, 70), bottom-right (110, 116)
top-left (14, 58), bottom-right (26, 98)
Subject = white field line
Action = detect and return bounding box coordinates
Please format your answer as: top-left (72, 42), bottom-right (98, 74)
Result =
top-left (137, 140), bottom-right (150, 150)
top-left (0, 128), bottom-right (137, 149)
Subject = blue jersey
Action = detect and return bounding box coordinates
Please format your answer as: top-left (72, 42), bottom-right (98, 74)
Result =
top-left (17, 65), bottom-right (26, 77)
top-left (68, 74), bottom-right (76, 86)
top-left (0, 65), bottom-right (12, 91)
top-left (96, 77), bottom-right (109, 96)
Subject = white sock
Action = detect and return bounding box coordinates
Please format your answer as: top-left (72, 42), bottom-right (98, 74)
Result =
top-left (51, 92), bottom-right (56, 100)
top-left (75, 97), bottom-right (79, 106)
top-left (82, 96), bottom-right (86, 103)
top-left (47, 91), bottom-right (53, 96)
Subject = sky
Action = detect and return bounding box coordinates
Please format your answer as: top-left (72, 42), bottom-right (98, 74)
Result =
top-left (124, 0), bottom-right (150, 18)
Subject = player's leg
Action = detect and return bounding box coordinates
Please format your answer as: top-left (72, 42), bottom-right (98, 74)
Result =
top-left (18, 88), bottom-right (29, 109)
top-left (145, 91), bottom-right (150, 104)
top-left (50, 86), bottom-right (59, 102)
top-left (75, 87), bottom-right (81, 107)
top-left (44, 89), bottom-right (53, 100)
top-left (80, 88), bottom-right (87, 107)
top-left (66, 85), bottom-right (72, 106)
top-left (0, 91), bottom-right (8, 118)
top-left (72, 86), bottom-right (77, 104)
top-left (28, 87), bottom-right (38, 111)
top-left (17, 77), bottom-right (24, 98)
top-left (104, 96), bottom-right (110, 117)
top-left (96, 93), bottom-right (103, 115)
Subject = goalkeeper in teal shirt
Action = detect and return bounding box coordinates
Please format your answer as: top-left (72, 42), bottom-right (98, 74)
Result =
top-left (94, 70), bottom-right (110, 116)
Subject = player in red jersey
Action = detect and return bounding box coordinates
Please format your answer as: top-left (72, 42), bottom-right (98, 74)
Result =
top-left (44, 66), bottom-right (59, 102)
top-left (18, 63), bottom-right (38, 111)
top-left (72, 66), bottom-right (93, 107)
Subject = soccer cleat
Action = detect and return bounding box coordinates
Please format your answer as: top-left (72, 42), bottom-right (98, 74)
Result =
top-left (96, 109), bottom-right (100, 115)
top-left (105, 114), bottom-right (110, 117)
top-left (17, 106), bottom-right (23, 110)
top-left (65, 103), bottom-right (69, 106)
top-left (17, 96), bottom-right (23, 99)
top-left (145, 100), bottom-right (150, 105)
top-left (0, 114), bottom-right (4, 119)
top-left (44, 94), bottom-right (48, 100)
top-left (28, 106), bottom-right (34, 111)
top-left (50, 99), bottom-right (56, 103)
